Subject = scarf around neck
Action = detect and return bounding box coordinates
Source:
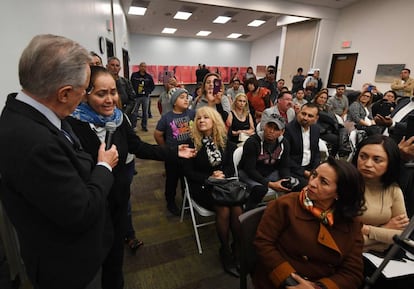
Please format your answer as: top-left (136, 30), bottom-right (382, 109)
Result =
top-left (71, 102), bottom-right (123, 127)
top-left (202, 136), bottom-right (222, 167)
top-left (299, 188), bottom-right (334, 226)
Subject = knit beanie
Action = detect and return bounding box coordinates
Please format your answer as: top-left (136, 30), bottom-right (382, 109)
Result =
top-left (169, 88), bottom-right (188, 106)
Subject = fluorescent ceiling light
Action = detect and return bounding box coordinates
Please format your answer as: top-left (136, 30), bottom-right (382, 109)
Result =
top-left (227, 33), bottom-right (242, 39)
top-left (128, 7), bottom-right (147, 15)
top-left (162, 27), bottom-right (177, 34)
top-left (196, 31), bottom-right (211, 36)
top-left (248, 20), bottom-right (266, 27)
top-left (174, 11), bottom-right (192, 20)
top-left (213, 16), bottom-right (231, 24)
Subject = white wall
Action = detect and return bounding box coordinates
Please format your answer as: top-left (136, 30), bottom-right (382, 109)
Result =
top-left (128, 34), bottom-right (251, 67)
top-left (0, 0), bottom-right (129, 110)
top-left (249, 28), bottom-right (283, 73)
top-left (330, 0), bottom-right (413, 92)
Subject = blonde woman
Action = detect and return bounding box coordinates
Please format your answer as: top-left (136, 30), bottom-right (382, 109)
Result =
top-left (226, 93), bottom-right (255, 144)
top-left (183, 106), bottom-right (241, 277)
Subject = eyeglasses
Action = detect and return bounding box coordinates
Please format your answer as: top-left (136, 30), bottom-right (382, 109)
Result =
top-left (268, 70), bottom-right (275, 74)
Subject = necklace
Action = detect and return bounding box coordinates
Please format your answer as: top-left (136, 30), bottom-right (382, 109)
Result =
top-left (234, 109), bottom-right (245, 120)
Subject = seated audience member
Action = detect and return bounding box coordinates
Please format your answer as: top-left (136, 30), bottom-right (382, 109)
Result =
top-left (226, 93), bottom-right (255, 145)
top-left (154, 88), bottom-right (195, 216)
top-left (68, 66), bottom-right (195, 289)
top-left (238, 110), bottom-right (292, 211)
top-left (374, 91), bottom-right (414, 143)
top-left (226, 79), bottom-right (245, 102)
top-left (263, 91), bottom-right (295, 125)
top-left (285, 103), bottom-right (320, 190)
top-left (347, 90), bottom-right (381, 136)
top-left (292, 88), bottom-right (308, 114)
top-left (245, 77), bottom-right (271, 123)
top-left (253, 157), bottom-right (366, 289)
top-left (390, 67), bottom-right (414, 97)
top-left (371, 90), bottom-right (396, 118)
top-left (313, 90), bottom-right (350, 157)
top-left (304, 85), bottom-right (315, 102)
top-left (352, 135), bottom-right (413, 289)
top-left (195, 72), bottom-right (230, 122)
top-left (182, 107), bottom-right (240, 277)
top-left (243, 66), bottom-right (256, 84)
top-left (327, 84), bottom-right (349, 120)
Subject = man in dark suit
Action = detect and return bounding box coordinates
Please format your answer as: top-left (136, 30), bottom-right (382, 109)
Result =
top-left (0, 34), bottom-right (119, 289)
top-left (285, 103), bottom-right (320, 190)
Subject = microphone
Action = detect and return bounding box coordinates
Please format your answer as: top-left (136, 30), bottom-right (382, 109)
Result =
top-left (104, 122), bottom-right (116, 150)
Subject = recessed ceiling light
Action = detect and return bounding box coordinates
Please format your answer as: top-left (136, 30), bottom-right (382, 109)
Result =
top-left (227, 33), bottom-right (242, 39)
top-left (213, 16), bottom-right (231, 24)
top-left (196, 31), bottom-right (211, 36)
top-left (174, 11), bottom-right (192, 20)
top-left (128, 7), bottom-right (147, 15)
top-left (248, 20), bottom-right (266, 27)
top-left (162, 27), bottom-right (177, 34)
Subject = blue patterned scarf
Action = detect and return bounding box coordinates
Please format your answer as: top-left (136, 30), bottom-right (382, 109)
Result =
top-left (71, 102), bottom-right (123, 127)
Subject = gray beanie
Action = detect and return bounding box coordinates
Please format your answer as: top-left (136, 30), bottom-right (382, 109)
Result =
top-left (169, 87), bottom-right (188, 106)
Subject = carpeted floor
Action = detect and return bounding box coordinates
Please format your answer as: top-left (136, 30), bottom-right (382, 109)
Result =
top-left (123, 99), bottom-right (252, 289)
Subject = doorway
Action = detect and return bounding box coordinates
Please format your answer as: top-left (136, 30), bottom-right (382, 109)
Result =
top-left (106, 39), bottom-right (114, 58)
top-left (122, 49), bottom-right (130, 79)
top-left (327, 53), bottom-right (358, 87)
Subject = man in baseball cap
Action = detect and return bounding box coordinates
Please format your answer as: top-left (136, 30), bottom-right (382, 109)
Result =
top-left (238, 110), bottom-right (292, 210)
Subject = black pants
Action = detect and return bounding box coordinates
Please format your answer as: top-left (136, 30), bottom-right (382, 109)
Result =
top-left (164, 159), bottom-right (184, 206)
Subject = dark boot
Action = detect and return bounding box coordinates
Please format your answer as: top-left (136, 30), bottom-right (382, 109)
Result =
top-left (219, 246), bottom-right (240, 278)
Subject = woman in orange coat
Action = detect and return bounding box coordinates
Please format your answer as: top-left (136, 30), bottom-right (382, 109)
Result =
top-left (253, 157), bottom-right (366, 289)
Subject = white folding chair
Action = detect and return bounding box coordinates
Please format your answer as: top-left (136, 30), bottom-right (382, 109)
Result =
top-left (232, 146), bottom-right (278, 200)
top-left (180, 176), bottom-right (215, 254)
top-left (318, 138), bottom-right (329, 161)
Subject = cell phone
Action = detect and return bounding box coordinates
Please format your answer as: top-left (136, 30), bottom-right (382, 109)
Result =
top-left (213, 79), bottom-right (222, 94)
top-left (405, 115), bottom-right (414, 138)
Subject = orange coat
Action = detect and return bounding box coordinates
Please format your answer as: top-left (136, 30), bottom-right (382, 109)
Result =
top-left (253, 193), bottom-right (364, 289)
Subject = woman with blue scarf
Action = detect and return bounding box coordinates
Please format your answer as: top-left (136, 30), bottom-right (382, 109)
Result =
top-left (67, 66), bottom-right (195, 289)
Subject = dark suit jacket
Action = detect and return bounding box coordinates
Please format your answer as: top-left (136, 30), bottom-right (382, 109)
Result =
top-left (0, 94), bottom-right (114, 289)
top-left (284, 119), bottom-right (320, 177)
top-left (389, 96), bottom-right (414, 143)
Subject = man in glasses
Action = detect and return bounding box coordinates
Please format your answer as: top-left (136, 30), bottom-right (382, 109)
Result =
top-left (238, 109), bottom-right (292, 211)
top-left (258, 65), bottom-right (278, 103)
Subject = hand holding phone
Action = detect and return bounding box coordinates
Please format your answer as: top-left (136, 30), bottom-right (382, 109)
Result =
top-left (213, 79), bottom-right (222, 94)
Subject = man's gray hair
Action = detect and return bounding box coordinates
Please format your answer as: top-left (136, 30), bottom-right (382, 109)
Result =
top-left (19, 34), bottom-right (90, 98)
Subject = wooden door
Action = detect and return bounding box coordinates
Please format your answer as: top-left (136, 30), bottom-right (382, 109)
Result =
top-left (327, 53), bottom-right (358, 87)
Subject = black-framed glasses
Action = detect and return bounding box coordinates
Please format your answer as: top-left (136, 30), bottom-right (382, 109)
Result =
top-left (268, 70), bottom-right (275, 74)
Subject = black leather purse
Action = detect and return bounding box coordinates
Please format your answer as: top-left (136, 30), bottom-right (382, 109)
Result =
top-left (204, 177), bottom-right (249, 205)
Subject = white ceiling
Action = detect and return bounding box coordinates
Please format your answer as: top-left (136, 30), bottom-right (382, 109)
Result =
top-left (120, 0), bottom-right (360, 42)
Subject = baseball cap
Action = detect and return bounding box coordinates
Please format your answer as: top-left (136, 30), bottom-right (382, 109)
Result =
top-left (260, 109), bottom-right (286, 130)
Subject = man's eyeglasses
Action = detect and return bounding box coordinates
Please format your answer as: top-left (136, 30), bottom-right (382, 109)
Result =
top-left (268, 70), bottom-right (275, 74)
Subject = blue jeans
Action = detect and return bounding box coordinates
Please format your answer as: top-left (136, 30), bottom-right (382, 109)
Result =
top-left (134, 96), bottom-right (149, 129)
